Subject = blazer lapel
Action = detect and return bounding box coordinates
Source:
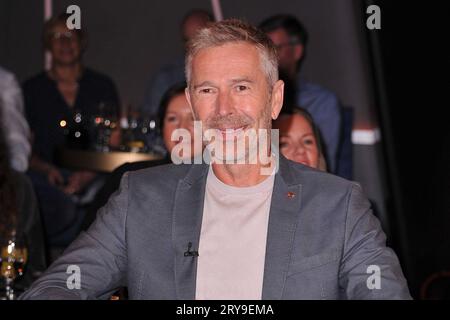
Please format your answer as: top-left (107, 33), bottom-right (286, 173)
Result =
top-left (172, 163), bottom-right (209, 300)
top-left (262, 156), bottom-right (303, 299)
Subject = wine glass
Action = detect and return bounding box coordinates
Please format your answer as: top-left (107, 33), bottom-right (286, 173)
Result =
top-left (0, 231), bottom-right (28, 300)
top-left (142, 114), bottom-right (165, 156)
top-left (93, 103), bottom-right (118, 152)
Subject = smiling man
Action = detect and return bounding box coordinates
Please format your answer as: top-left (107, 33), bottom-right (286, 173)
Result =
top-left (185, 29), bottom-right (282, 173)
top-left (20, 19), bottom-right (411, 300)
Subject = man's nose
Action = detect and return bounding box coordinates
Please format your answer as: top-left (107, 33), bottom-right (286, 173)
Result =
top-left (216, 91), bottom-right (234, 116)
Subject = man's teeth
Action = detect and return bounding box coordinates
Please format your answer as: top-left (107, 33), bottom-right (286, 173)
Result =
top-left (220, 127), bottom-right (244, 133)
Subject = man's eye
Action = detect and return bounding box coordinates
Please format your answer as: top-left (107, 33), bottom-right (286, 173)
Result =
top-left (236, 85), bottom-right (248, 92)
top-left (199, 88), bottom-right (212, 94)
top-left (304, 139), bottom-right (315, 146)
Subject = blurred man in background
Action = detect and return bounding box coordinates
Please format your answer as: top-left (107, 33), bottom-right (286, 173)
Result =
top-left (140, 10), bottom-right (212, 155)
top-left (142, 9), bottom-right (213, 117)
top-left (259, 14), bottom-right (342, 172)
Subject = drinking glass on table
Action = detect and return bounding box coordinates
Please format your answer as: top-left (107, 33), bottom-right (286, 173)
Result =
top-left (141, 114), bottom-right (164, 154)
top-left (0, 230), bottom-right (28, 300)
top-left (93, 103), bottom-right (118, 152)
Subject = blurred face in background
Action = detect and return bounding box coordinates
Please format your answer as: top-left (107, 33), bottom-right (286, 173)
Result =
top-left (274, 113), bottom-right (319, 169)
top-left (163, 93), bottom-right (195, 155)
top-left (48, 23), bottom-right (82, 66)
top-left (182, 14), bottom-right (211, 43)
top-left (266, 28), bottom-right (303, 77)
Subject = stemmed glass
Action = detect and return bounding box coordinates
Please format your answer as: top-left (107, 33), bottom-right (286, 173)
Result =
top-left (93, 103), bottom-right (118, 152)
top-left (0, 231), bottom-right (28, 300)
top-left (142, 114), bottom-right (165, 155)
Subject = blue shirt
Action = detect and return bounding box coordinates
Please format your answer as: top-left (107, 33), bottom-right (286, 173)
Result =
top-left (297, 75), bottom-right (342, 172)
top-left (141, 57), bottom-right (185, 117)
top-left (140, 57), bottom-right (186, 155)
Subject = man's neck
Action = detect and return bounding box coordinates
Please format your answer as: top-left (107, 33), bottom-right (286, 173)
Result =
top-left (211, 157), bottom-right (274, 187)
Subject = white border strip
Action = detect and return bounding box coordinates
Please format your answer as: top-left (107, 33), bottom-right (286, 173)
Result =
top-left (352, 128), bottom-right (381, 145)
top-left (211, 0), bottom-right (223, 21)
top-left (44, 0), bottom-right (53, 70)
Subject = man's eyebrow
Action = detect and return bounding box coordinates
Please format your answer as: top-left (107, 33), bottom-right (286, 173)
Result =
top-left (193, 81), bottom-right (215, 89)
top-left (229, 77), bottom-right (254, 84)
top-left (193, 78), bottom-right (254, 89)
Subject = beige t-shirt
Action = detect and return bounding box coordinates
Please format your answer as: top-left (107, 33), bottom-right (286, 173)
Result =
top-left (195, 166), bottom-right (275, 300)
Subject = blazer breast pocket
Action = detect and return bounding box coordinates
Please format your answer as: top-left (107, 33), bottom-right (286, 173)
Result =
top-left (287, 249), bottom-right (341, 278)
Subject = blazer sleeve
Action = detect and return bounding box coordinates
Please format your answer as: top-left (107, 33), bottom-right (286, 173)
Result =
top-left (339, 184), bottom-right (412, 299)
top-left (19, 173), bottom-right (130, 300)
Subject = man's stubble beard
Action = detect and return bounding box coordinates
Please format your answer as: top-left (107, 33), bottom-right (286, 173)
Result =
top-left (203, 102), bottom-right (273, 165)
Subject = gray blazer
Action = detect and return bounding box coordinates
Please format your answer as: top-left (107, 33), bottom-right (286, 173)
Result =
top-left (20, 156), bottom-right (411, 299)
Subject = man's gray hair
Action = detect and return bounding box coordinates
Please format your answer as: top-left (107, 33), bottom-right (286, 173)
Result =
top-left (185, 19), bottom-right (279, 89)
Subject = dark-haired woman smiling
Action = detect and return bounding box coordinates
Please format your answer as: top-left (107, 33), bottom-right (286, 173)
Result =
top-left (273, 107), bottom-right (327, 171)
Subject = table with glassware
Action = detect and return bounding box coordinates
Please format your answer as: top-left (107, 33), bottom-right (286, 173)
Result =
top-left (57, 107), bottom-right (164, 172)
top-left (1, 232), bottom-right (27, 300)
top-left (56, 147), bottom-right (163, 172)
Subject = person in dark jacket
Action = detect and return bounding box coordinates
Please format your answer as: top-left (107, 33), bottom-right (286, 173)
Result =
top-left (0, 104), bottom-right (47, 293)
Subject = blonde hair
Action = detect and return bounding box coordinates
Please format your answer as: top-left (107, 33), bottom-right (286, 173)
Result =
top-left (185, 19), bottom-right (279, 89)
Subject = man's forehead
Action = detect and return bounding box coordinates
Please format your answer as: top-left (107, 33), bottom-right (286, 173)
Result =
top-left (191, 43), bottom-right (263, 79)
top-left (194, 42), bottom-right (259, 59)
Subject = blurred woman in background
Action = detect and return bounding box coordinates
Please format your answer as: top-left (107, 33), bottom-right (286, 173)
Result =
top-left (22, 13), bottom-right (120, 247)
top-left (274, 71), bottom-right (327, 171)
top-left (273, 106), bottom-right (327, 171)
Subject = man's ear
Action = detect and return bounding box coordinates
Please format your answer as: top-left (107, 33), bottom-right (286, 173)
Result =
top-left (293, 44), bottom-right (304, 61)
top-left (271, 80), bottom-right (284, 120)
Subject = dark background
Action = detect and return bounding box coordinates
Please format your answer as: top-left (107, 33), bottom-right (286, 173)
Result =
top-left (374, 1), bottom-right (447, 298)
